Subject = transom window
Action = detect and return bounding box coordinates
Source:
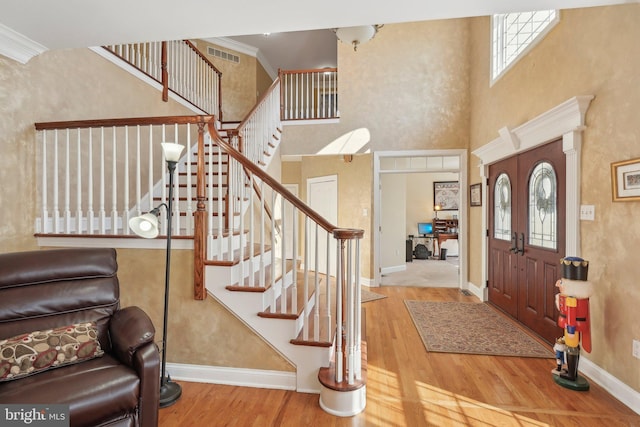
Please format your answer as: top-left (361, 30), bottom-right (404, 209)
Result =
top-left (491, 10), bottom-right (559, 83)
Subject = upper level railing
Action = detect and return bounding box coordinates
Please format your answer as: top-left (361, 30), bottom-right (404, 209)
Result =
top-left (103, 40), bottom-right (222, 119)
top-left (280, 68), bottom-right (338, 121)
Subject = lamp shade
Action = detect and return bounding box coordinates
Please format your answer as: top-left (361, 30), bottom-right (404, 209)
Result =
top-left (129, 212), bottom-right (160, 238)
top-left (161, 142), bottom-right (185, 162)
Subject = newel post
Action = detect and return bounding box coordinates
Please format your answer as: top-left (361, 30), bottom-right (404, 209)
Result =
top-left (193, 119), bottom-right (208, 300)
top-left (332, 228), bottom-right (364, 383)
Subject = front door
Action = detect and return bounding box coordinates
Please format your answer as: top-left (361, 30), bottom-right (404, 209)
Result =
top-left (488, 139), bottom-right (565, 344)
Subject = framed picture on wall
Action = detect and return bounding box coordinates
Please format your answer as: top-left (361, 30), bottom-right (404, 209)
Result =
top-left (433, 181), bottom-right (459, 210)
top-left (470, 183), bottom-right (482, 206)
top-left (611, 157), bottom-right (640, 201)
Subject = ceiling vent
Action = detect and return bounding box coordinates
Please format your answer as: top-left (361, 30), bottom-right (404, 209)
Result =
top-left (207, 47), bottom-right (240, 64)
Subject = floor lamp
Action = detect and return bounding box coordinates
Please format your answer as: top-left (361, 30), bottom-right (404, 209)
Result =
top-left (129, 142), bottom-right (184, 408)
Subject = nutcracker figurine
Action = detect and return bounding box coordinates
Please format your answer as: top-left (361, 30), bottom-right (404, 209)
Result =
top-left (552, 256), bottom-right (593, 391)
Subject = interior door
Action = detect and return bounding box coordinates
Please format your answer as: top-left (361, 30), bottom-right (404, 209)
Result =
top-left (488, 139), bottom-right (565, 344)
top-left (307, 175), bottom-right (338, 276)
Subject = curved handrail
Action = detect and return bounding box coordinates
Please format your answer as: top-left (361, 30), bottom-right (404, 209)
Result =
top-left (208, 122), bottom-right (350, 235)
top-left (236, 76), bottom-right (282, 133)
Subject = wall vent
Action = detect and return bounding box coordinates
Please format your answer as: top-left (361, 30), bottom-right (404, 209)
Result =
top-left (207, 47), bottom-right (240, 64)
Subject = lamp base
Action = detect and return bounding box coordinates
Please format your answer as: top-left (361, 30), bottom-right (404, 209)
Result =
top-left (159, 379), bottom-right (182, 408)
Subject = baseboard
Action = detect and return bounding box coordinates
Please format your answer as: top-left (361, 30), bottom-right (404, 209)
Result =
top-left (381, 264), bottom-right (406, 275)
top-left (466, 281), bottom-right (488, 301)
top-left (579, 356), bottom-right (640, 415)
top-left (166, 362), bottom-right (297, 391)
top-left (360, 276), bottom-right (374, 287)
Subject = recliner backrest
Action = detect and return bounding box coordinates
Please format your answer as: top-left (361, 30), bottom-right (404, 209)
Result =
top-left (0, 248), bottom-right (120, 352)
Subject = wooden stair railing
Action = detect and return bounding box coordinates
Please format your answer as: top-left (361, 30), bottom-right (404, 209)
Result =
top-left (205, 121), bottom-right (365, 390)
top-left (103, 40), bottom-right (223, 119)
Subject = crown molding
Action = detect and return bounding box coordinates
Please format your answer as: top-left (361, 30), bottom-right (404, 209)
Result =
top-left (203, 36), bottom-right (277, 79)
top-left (472, 95), bottom-right (594, 166)
top-left (0, 23), bottom-right (47, 64)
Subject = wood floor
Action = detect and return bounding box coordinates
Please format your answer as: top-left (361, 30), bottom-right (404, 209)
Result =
top-left (159, 287), bottom-right (639, 426)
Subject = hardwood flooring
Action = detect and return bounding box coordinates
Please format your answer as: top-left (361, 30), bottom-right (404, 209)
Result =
top-left (159, 286), bottom-right (640, 426)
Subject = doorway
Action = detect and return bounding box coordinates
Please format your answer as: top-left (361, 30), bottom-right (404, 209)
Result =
top-left (373, 150), bottom-right (468, 289)
top-left (488, 140), bottom-right (565, 344)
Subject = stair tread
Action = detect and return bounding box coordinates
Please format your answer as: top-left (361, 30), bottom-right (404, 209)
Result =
top-left (258, 269), bottom-right (322, 319)
top-left (318, 340), bottom-right (367, 391)
top-left (206, 243), bottom-right (272, 266)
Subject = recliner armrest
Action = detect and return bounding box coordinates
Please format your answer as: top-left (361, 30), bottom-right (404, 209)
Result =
top-left (110, 306), bottom-right (157, 367)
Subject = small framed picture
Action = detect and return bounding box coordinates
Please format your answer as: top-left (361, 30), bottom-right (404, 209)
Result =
top-left (470, 183), bottom-right (482, 207)
top-left (611, 157), bottom-right (640, 201)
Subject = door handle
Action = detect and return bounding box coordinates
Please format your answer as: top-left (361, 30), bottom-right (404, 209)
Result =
top-left (509, 232), bottom-right (518, 253)
top-left (517, 232), bottom-right (525, 256)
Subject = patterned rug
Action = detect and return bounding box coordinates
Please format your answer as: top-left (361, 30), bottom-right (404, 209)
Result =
top-left (362, 288), bottom-right (387, 303)
top-left (404, 301), bottom-right (554, 358)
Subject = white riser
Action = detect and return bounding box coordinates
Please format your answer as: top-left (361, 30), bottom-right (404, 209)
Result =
top-left (205, 266), bottom-right (331, 393)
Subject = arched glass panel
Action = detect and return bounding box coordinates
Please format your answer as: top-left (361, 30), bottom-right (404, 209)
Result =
top-left (528, 161), bottom-right (557, 249)
top-left (493, 173), bottom-right (511, 240)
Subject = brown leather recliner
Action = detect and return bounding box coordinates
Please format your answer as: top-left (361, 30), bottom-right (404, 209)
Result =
top-left (0, 248), bottom-right (160, 427)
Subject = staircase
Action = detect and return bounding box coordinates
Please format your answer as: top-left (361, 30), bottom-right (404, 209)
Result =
top-left (33, 40), bottom-right (366, 416)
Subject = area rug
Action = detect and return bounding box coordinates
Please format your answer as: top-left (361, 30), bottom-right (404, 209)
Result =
top-left (404, 301), bottom-right (554, 358)
top-left (362, 288), bottom-right (387, 303)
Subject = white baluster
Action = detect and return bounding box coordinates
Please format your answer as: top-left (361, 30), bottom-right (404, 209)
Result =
top-left (41, 131), bottom-right (49, 233)
top-left (325, 233), bottom-right (331, 342)
top-left (76, 129), bottom-right (83, 233)
top-left (354, 238), bottom-right (362, 380)
top-left (173, 124), bottom-right (180, 235)
top-left (347, 239), bottom-right (354, 384)
top-left (53, 130), bottom-right (60, 233)
top-left (64, 129), bottom-right (71, 233)
top-left (259, 179), bottom-right (265, 288)
top-left (271, 189), bottom-right (277, 309)
top-left (87, 129), bottom-right (94, 234)
top-left (123, 126), bottom-right (130, 235)
top-left (291, 207), bottom-right (298, 313)
top-left (135, 126), bottom-right (141, 218)
top-left (99, 127), bottom-right (106, 234)
top-left (111, 126), bottom-right (118, 234)
top-left (217, 143), bottom-right (224, 261)
top-left (302, 216), bottom-right (309, 341)
top-left (148, 125), bottom-right (154, 212)
top-left (186, 125), bottom-right (193, 235)
top-left (280, 194), bottom-right (287, 313)
top-left (314, 223), bottom-right (320, 341)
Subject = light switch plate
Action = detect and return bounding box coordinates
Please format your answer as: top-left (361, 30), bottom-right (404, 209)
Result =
top-left (580, 204), bottom-right (595, 220)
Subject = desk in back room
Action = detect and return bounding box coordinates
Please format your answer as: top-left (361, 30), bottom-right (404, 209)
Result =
top-left (435, 232), bottom-right (457, 255)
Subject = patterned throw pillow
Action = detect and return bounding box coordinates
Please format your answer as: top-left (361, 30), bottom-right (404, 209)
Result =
top-left (0, 322), bottom-right (104, 381)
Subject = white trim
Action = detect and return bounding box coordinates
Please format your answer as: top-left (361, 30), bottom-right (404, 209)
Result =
top-left (0, 23), bottom-right (47, 64)
top-left (204, 37), bottom-right (277, 80)
top-left (283, 118), bottom-right (340, 126)
top-left (36, 235), bottom-right (194, 250)
top-left (373, 149), bottom-right (467, 289)
top-left (381, 264), bottom-right (406, 275)
top-left (472, 95), bottom-right (593, 301)
top-left (466, 280), bottom-right (488, 301)
top-left (166, 362), bottom-right (296, 391)
top-left (579, 357), bottom-right (640, 415)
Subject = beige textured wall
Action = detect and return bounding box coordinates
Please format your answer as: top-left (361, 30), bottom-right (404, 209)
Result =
top-left (468, 4), bottom-right (640, 391)
top-left (280, 19), bottom-right (471, 278)
top-left (194, 40), bottom-right (259, 122)
top-left (280, 19), bottom-right (471, 155)
top-left (292, 155), bottom-right (373, 277)
top-left (1, 48), bottom-right (292, 372)
top-left (256, 62), bottom-right (274, 99)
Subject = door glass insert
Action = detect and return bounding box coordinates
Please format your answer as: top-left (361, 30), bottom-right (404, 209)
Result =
top-left (493, 173), bottom-right (512, 240)
top-left (528, 161), bottom-right (557, 249)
